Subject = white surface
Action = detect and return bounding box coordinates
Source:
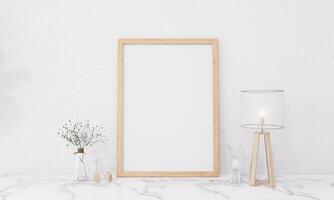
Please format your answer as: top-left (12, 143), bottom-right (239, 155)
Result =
top-left (122, 44), bottom-right (214, 171)
top-left (0, 174), bottom-right (334, 200)
top-left (0, 0), bottom-right (334, 175)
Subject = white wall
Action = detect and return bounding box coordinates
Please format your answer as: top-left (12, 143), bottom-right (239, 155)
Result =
top-left (0, 0), bottom-right (333, 175)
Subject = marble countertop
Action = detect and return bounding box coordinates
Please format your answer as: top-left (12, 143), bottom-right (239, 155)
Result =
top-left (0, 174), bottom-right (333, 200)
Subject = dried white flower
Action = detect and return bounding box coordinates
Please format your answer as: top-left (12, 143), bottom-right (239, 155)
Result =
top-left (57, 118), bottom-right (105, 148)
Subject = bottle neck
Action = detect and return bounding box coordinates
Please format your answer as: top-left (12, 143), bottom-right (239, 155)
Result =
top-left (75, 148), bottom-right (85, 154)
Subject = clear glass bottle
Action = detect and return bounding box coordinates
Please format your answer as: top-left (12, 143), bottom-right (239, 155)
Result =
top-left (73, 148), bottom-right (88, 181)
top-left (230, 156), bottom-right (240, 185)
top-left (93, 159), bottom-right (101, 183)
top-left (226, 145), bottom-right (241, 185)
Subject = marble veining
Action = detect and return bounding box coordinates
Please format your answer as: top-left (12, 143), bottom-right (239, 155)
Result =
top-left (0, 174), bottom-right (333, 200)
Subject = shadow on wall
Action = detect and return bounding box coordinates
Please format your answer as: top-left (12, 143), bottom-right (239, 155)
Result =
top-left (0, 48), bottom-right (31, 140)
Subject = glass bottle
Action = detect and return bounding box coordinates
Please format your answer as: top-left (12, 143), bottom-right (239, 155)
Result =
top-left (226, 145), bottom-right (241, 185)
top-left (93, 159), bottom-right (101, 183)
top-left (230, 155), bottom-right (240, 185)
top-left (73, 148), bottom-right (88, 181)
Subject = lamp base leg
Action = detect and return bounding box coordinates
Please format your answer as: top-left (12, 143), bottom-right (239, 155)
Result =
top-left (249, 131), bottom-right (275, 188)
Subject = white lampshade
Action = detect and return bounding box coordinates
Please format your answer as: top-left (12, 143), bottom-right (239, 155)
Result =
top-left (241, 90), bottom-right (284, 130)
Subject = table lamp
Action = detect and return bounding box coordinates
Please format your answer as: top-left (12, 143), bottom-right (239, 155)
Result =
top-left (240, 90), bottom-right (284, 188)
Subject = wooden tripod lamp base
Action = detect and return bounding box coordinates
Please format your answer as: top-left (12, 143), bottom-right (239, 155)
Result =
top-left (249, 131), bottom-right (275, 188)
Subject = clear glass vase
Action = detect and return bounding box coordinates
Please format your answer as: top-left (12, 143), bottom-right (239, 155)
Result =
top-left (226, 145), bottom-right (241, 185)
top-left (73, 148), bottom-right (88, 181)
top-left (230, 156), bottom-right (240, 185)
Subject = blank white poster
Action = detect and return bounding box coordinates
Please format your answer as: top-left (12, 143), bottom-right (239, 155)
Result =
top-left (122, 44), bottom-right (215, 172)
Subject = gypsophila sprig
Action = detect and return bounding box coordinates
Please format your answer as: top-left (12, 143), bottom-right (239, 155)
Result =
top-left (57, 118), bottom-right (105, 148)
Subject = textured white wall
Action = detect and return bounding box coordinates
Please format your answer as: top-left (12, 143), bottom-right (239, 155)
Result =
top-left (0, 0), bottom-right (333, 175)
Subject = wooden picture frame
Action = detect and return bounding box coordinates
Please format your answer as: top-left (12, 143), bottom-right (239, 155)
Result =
top-left (117, 38), bottom-right (220, 177)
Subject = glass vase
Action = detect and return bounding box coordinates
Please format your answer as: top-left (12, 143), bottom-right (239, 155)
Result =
top-left (230, 156), bottom-right (240, 185)
top-left (73, 148), bottom-right (88, 181)
top-left (226, 145), bottom-right (241, 185)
